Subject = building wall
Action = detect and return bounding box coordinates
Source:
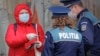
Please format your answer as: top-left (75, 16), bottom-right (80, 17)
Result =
top-left (82, 0), bottom-right (100, 19)
top-left (0, 0), bottom-right (100, 56)
top-left (0, 0), bottom-right (9, 55)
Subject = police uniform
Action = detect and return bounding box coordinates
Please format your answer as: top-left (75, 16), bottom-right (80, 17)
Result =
top-left (41, 6), bottom-right (85, 56)
top-left (91, 22), bottom-right (100, 56)
top-left (60, 0), bottom-right (98, 56)
top-left (60, 0), bottom-right (81, 6)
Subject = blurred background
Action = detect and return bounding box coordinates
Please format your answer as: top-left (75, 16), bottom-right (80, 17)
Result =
top-left (0, 0), bottom-right (100, 56)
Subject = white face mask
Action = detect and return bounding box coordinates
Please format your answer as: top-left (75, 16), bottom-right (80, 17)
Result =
top-left (19, 13), bottom-right (29, 23)
top-left (68, 11), bottom-right (77, 19)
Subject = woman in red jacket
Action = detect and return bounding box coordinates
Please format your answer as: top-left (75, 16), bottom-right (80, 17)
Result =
top-left (5, 4), bottom-right (44, 56)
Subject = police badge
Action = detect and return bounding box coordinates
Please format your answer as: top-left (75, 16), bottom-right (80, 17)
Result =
top-left (81, 22), bottom-right (87, 31)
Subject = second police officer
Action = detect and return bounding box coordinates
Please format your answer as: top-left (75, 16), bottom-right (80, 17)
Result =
top-left (60, 0), bottom-right (98, 56)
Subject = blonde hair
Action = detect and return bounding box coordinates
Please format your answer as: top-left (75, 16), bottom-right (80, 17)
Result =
top-left (52, 16), bottom-right (76, 29)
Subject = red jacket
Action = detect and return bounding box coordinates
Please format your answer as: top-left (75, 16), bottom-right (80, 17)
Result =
top-left (5, 4), bottom-right (44, 56)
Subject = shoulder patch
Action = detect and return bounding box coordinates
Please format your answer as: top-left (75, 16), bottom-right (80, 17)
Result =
top-left (81, 22), bottom-right (87, 31)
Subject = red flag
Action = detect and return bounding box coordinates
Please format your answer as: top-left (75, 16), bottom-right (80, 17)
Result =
top-left (33, 4), bottom-right (39, 23)
top-left (32, 4), bottom-right (39, 41)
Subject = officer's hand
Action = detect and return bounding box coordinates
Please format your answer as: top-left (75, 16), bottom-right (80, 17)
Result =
top-left (26, 33), bottom-right (37, 40)
top-left (34, 41), bottom-right (42, 48)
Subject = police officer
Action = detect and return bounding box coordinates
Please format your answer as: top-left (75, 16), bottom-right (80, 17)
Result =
top-left (60, 0), bottom-right (98, 56)
top-left (91, 21), bottom-right (100, 56)
top-left (41, 6), bottom-right (85, 56)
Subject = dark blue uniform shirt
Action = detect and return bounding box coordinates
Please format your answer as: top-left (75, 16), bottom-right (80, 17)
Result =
top-left (77, 9), bottom-right (97, 48)
top-left (91, 22), bottom-right (100, 56)
top-left (41, 27), bottom-right (85, 56)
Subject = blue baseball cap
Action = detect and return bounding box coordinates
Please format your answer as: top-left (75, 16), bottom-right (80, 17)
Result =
top-left (60, 0), bottom-right (81, 7)
top-left (49, 6), bottom-right (70, 16)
